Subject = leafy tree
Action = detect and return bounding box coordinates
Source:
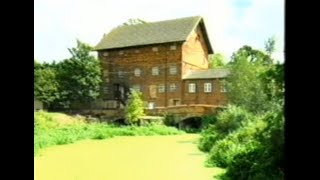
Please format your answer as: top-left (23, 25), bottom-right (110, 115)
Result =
top-left (208, 53), bottom-right (226, 68)
top-left (226, 46), bottom-right (271, 113)
top-left (265, 36), bottom-right (276, 55)
top-left (56, 40), bottom-right (102, 107)
top-left (34, 60), bottom-right (60, 107)
top-left (124, 89), bottom-right (145, 125)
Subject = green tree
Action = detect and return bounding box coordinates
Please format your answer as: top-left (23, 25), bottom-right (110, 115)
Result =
top-left (58, 40), bottom-right (102, 106)
top-left (208, 53), bottom-right (226, 68)
top-left (265, 36), bottom-right (276, 55)
top-left (124, 90), bottom-right (145, 125)
top-left (34, 60), bottom-right (60, 107)
top-left (226, 46), bottom-right (271, 113)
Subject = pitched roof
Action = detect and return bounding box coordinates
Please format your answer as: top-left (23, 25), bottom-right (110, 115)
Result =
top-left (183, 68), bottom-right (230, 80)
top-left (94, 16), bottom-right (213, 53)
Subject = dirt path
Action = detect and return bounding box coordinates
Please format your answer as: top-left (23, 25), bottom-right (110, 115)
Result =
top-left (35, 134), bottom-right (224, 180)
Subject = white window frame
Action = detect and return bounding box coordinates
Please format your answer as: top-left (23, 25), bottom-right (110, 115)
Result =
top-left (169, 65), bottom-right (177, 75)
top-left (152, 67), bottom-right (159, 76)
top-left (134, 68), bottom-right (141, 77)
top-left (204, 83), bottom-right (212, 93)
top-left (158, 84), bottom-right (165, 93)
top-left (188, 83), bottom-right (196, 93)
top-left (169, 83), bottom-right (177, 92)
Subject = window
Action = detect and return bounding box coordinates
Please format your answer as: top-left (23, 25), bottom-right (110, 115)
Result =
top-left (103, 86), bottom-right (109, 93)
top-left (152, 67), bottom-right (159, 76)
top-left (103, 52), bottom-right (109, 56)
top-left (119, 50), bottom-right (124, 55)
top-left (105, 100), bottom-right (117, 109)
top-left (118, 71), bottom-right (124, 78)
top-left (132, 85), bottom-right (141, 92)
top-left (103, 70), bottom-right (109, 76)
top-left (134, 68), bottom-right (141, 77)
top-left (221, 80), bottom-right (227, 92)
top-left (173, 99), bottom-right (180, 106)
top-left (148, 102), bottom-right (155, 109)
top-left (152, 47), bottom-right (158, 52)
top-left (158, 84), bottom-right (165, 93)
top-left (169, 83), bottom-right (177, 92)
top-left (169, 65), bottom-right (177, 75)
top-left (204, 83), bottom-right (212, 93)
top-left (170, 45), bottom-right (176, 50)
top-left (188, 83), bottom-right (196, 93)
top-left (135, 49), bottom-right (140, 53)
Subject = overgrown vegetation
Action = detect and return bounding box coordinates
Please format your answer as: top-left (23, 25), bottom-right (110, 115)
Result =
top-left (35, 111), bottom-right (185, 156)
top-left (199, 38), bottom-right (284, 179)
top-left (198, 106), bottom-right (252, 152)
top-left (34, 40), bottom-right (102, 110)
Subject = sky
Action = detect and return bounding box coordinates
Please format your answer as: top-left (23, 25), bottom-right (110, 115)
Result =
top-left (34, 0), bottom-right (284, 63)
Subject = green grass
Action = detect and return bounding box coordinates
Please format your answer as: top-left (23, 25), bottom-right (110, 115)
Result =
top-left (35, 134), bottom-right (225, 180)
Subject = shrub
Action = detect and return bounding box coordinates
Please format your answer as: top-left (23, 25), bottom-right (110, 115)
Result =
top-left (216, 107), bottom-right (284, 180)
top-left (201, 115), bottom-right (218, 129)
top-left (198, 105), bottom-right (252, 152)
top-left (207, 115), bottom-right (267, 168)
top-left (163, 113), bottom-right (178, 127)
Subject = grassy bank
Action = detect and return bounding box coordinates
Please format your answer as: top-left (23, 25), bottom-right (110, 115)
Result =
top-left (35, 111), bottom-right (185, 156)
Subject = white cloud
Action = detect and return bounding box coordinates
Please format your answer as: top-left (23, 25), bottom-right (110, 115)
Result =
top-left (34, 0), bottom-right (284, 63)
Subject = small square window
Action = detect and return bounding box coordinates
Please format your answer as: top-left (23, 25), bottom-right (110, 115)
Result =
top-left (152, 47), bottom-right (158, 52)
top-left (118, 71), bottom-right (124, 78)
top-left (169, 83), bottom-right (177, 92)
top-left (103, 52), bottom-right (109, 56)
top-left (103, 70), bottom-right (109, 76)
top-left (134, 68), bottom-right (141, 77)
top-left (204, 83), bottom-right (212, 93)
top-left (103, 86), bottom-right (109, 93)
top-left (158, 84), bottom-right (165, 93)
top-left (188, 83), bottom-right (196, 93)
top-left (170, 45), bottom-right (176, 50)
top-left (119, 51), bottom-right (124, 55)
top-left (169, 66), bottom-right (177, 75)
top-left (152, 67), bottom-right (159, 76)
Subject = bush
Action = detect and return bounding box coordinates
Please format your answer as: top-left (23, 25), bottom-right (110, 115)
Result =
top-left (216, 107), bottom-right (284, 180)
top-left (207, 115), bottom-right (266, 168)
top-left (198, 105), bottom-right (252, 152)
top-left (201, 115), bottom-right (218, 129)
top-left (163, 113), bottom-right (178, 127)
